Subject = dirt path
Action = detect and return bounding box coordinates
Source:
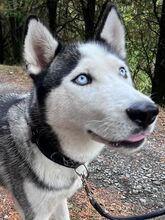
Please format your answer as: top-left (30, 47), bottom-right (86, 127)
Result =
top-left (0, 65), bottom-right (164, 219)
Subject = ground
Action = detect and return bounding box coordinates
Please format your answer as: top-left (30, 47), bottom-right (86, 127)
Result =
top-left (0, 65), bottom-right (164, 220)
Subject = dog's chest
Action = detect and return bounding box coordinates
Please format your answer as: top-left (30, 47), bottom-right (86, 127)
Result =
top-left (23, 148), bottom-right (83, 216)
top-left (23, 170), bottom-right (81, 216)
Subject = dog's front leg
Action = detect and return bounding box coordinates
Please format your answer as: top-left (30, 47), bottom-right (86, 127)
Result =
top-left (50, 199), bottom-right (70, 220)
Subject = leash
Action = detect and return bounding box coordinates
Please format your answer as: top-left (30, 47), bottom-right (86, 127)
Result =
top-left (75, 165), bottom-right (165, 220)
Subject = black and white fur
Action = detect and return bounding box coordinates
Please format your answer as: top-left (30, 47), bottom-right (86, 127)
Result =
top-left (0, 5), bottom-right (158, 220)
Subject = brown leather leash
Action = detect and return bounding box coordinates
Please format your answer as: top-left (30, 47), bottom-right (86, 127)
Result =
top-left (75, 165), bottom-right (165, 220)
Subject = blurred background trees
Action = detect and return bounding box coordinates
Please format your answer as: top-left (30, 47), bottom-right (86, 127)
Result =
top-left (0, 0), bottom-right (164, 105)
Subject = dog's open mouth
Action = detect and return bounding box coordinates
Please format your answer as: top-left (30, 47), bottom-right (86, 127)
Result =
top-left (87, 130), bottom-right (149, 148)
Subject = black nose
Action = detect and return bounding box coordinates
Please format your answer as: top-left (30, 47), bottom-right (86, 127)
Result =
top-left (126, 102), bottom-right (159, 129)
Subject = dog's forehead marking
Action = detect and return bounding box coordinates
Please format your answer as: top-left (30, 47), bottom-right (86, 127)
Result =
top-left (79, 42), bottom-right (109, 57)
top-left (78, 42), bottom-right (126, 70)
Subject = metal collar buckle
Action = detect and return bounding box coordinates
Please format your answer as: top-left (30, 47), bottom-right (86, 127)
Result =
top-left (75, 164), bottom-right (89, 181)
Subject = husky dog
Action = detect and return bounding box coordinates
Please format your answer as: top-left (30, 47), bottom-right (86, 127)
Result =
top-left (0, 4), bottom-right (158, 220)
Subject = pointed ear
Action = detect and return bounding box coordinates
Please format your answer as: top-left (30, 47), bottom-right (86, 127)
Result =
top-left (96, 4), bottom-right (126, 59)
top-left (24, 16), bottom-right (59, 75)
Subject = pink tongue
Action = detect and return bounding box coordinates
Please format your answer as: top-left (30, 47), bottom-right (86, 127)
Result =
top-left (126, 133), bottom-right (149, 142)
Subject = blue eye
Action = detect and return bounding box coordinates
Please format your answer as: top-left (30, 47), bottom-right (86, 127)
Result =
top-left (119, 67), bottom-right (127, 78)
top-left (72, 73), bottom-right (92, 86)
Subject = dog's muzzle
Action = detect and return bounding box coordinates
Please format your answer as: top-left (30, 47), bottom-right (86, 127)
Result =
top-left (87, 101), bottom-right (159, 149)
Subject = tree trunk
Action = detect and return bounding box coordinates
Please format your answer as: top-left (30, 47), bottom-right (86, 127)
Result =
top-left (0, 15), bottom-right (4, 64)
top-left (152, 0), bottom-right (165, 105)
top-left (9, 16), bottom-right (22, 63)
top-left (47, 0), bottom-right (59, 36)
top-left (80, 0), bottom-right (96, 40)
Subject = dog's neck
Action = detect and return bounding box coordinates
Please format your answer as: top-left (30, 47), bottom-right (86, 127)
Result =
top-left (31, 123), bottom-right (104, 167)
top-left (30, 117), bottom-right (104, 166)
top-left (52, 126), bottom-right (104, 164)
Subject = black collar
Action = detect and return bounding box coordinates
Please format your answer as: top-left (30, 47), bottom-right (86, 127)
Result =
top-left (30, 125), bottom-right (82, 169)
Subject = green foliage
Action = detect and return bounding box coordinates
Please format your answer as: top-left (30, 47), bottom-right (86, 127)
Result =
top-left (117, 0), bottom-right (162, 94)
top-left (134, 71), bottom-right (152, 95)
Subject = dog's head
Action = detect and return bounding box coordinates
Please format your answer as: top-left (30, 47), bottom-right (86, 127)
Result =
top-left (24, 5), bottom-right (158, 151)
